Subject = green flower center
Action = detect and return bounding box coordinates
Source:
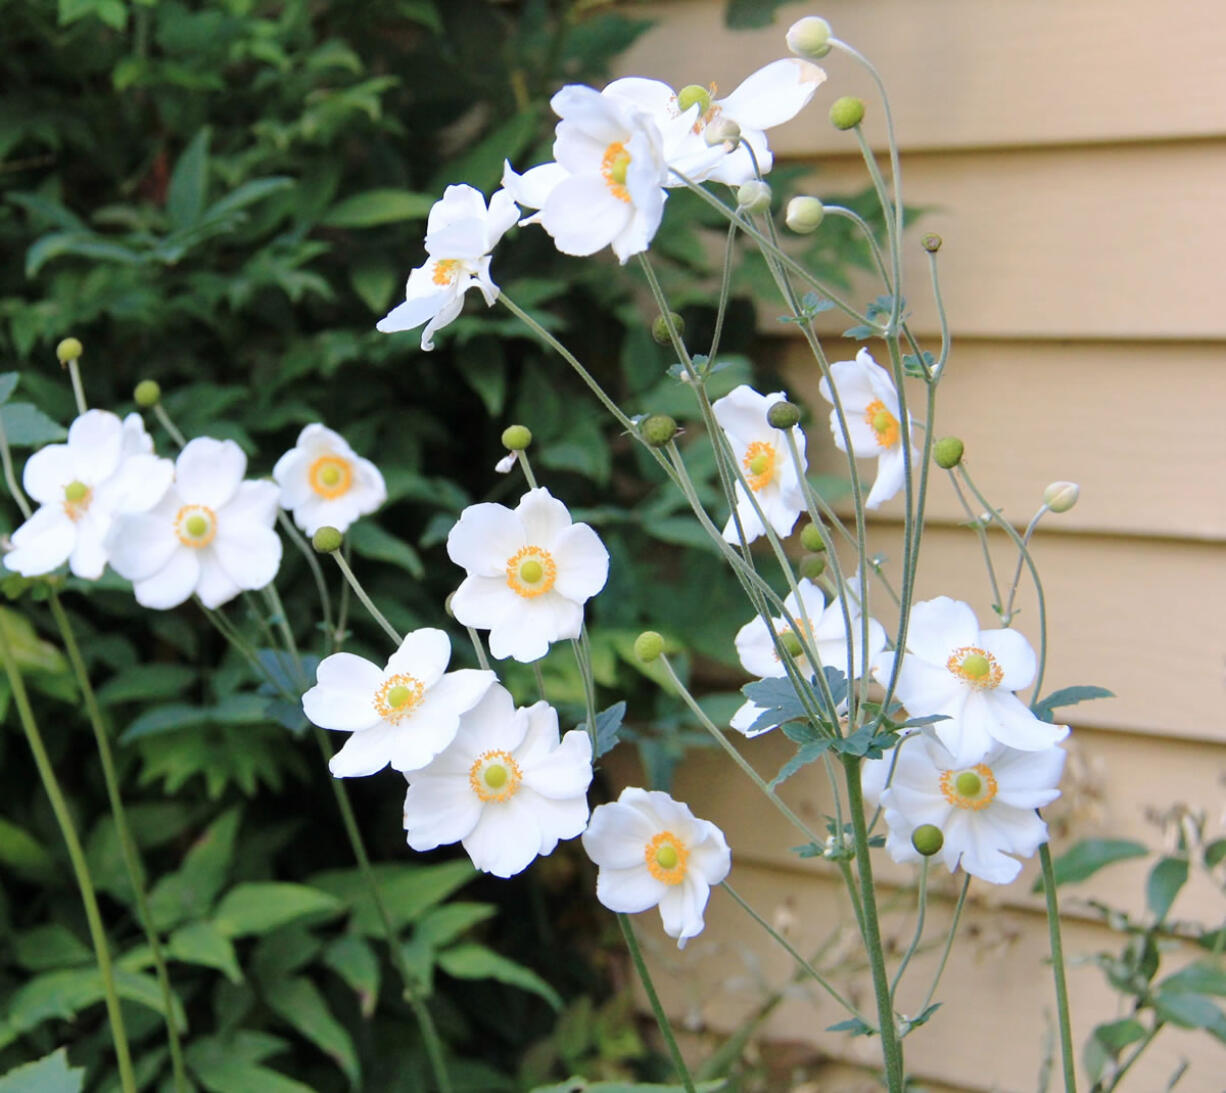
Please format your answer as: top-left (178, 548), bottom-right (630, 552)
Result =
top-left (654, 844), bottom-right (679, 870)
top-left (780, 630), bottom-right (804, 658)
top-left (483, 764), bottom-right (509, 790)
top-left (64, 480), bottom-right (88, 503)
top-left (386, 685), bottom-right (413, 709)
top-left (961, 653), bottom-right (990, 679)
top-left (677, 84), bottom-right (711, 116)
top-left (748, 453), bottom-right (770, 476)
top-left (519, 559), bottom-right (544, 584)
top-left (954, 771), bottom-right (982, 797)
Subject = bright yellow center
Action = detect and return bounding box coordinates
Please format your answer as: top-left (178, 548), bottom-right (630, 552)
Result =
top-left (864, 399), bottom-right (900, 449)
top-left (505, 546), bottom-right (557, 599)
top-left (308, 454), bottom-right (353, 500)
top-left (173, 504), bottom-right (217, 548)
top-left (946, 646), bottom-right (1003, 690)
top-left (62, 480), bottom-right (92, 521)
top-left (373, 673), bottom-right (425, 723)
top-left (601, 142), bottom-right (631, 202)
top-left (432, 258), bottom-right (461, 286)
top-left (742, 441), bottom-right (776, 491)
top-left (940, 764), bottom-right (998, 811)
top-left (469, 749), bottom-right (522, 803)
top-left (645, 831), bottom-right (688, 885)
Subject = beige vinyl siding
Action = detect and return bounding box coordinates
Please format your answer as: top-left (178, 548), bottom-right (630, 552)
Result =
top-left (613, 1), bottom-right (1226, 1089)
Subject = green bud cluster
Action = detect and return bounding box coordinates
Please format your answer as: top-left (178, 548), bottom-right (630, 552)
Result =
top-left (933, 436), bottom-right (964, 469)
top-left (651, 312), bottom-right (684, 345)
top-left (829, 96), bottom-right (866, 130)
top-left (312, 526), bottom-right (343, 553)
top-left (501, 425), bottom-right (532, 451)
top-left (134, 379), bottom-right (161, 408)
top-left (56, 337), bottom-right (83, 364)
top-left (633, 630), bottom-right (665, 663)
top-left (766, 400), bottom-right (801, 429)
top-left (640, 414), bottom-right (678, 448)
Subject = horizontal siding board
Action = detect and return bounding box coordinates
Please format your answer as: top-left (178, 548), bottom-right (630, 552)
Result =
top-left (619, 0), bottom-right (1226, 151)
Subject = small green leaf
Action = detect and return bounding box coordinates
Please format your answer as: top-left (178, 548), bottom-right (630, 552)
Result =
top-left (1146, 857), bottom-right (1189, 921)
top-left (213, 883), bottom-right (343, 938)
top-left (1033, 838), bottom-right (1148, 891)
top-left (590, 701), bottom-right (626, 760)
top-left (1158, 962), bottom-right (1226, 997)
top-left (0, 1048), bottom-right (84, 1093)
top-left (437, 944), bottom-right (562, 1009)
top-left (1031, 684), bottom-right (1114, 724)
top-left (0, 404), bottom-right (67, 447)
top-left (96, 663), bottom-right (197, 706)
top-left (263, 976), bottom-right (359, 1087)
top-left (346, 521), bottom-right (424, 577)
top-left (167, 128), bottom-right (212, 231)
top-left (320, 189), bottom-right (435, 229)
top-left (0, 818), bottom-right (55, 881)
top-left (1153, 990), bottom-right (1226, 1037)
top-left (826, 1016), bottom-right (875, 1037)
top-left (1205, 839), bottom-right (1226, 868)
top-left (168, 921), bottom-right (243, 984)
top-left (1084, 1018), bottom-right (1146, 1082)
top-left (349, 260), bottom-right (398, 314)
top-left (311, 860), bottom-right (475, 935)
top-left (0, 373), bottom-right (19, 405)
top-left (321, 935), bottom-right (380, 1018)
top-left (0, 607), bottom-right (70, 675)
top-left (12, 925), bottom-right (91, 972)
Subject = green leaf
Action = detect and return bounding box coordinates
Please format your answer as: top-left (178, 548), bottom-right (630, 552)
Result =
top-left (263, 976), bottom-right (360, 1087)
top-left (1153, 990), bottom-right (1226, 1037)
top-left (168, 128), bottom-right (212, 231)
top-left (0, 403), bottom-right (67, 447)
top-left (26, 232), bottom-right (142, 277)
top-left (311, 860), bottom-right (475, 934)
top-left (591, 701), bottom-right (626, 760)
top-left (58, 0), bottom-right (126, 30)
top-left (12, 925), bottom-right (91, 972)
top-left (189, 1060), bottom-right (315, 1093)
top-left (437, 944), bottom-right (562, 1009)
top-left (1031, 684), bottom-right (1114, 724)
top-left (1084, 1018), bottom-right (1146, 1082)
top-left (1146, 857), bottom-right (1189, 921)
top-left (168, 921), bottom-right (243, 983)
top-left (1033, 838), bottom-right (1148, 891)
top-left (96, 663), bottom-right (197, 705)
top-left (5, 968), bottom-right (185, 1036)
top-left (0, 1049), bottom-right (84, 1093)
top-left (772, 740), bottom-right (833, 788)
top-left (213, 883), bottom-right (343, 938)
top-left (0, 607), bottom-right (69, 675)
top-left (0, 373), bottom-right (19, 405)
top-left (530, 1083), bottom-right (726, 1093)
top-left (349, 260), bottom-right (398, 314)
top-left (1158, 962), bottom-right (1226, 997)
top-left (0, 818), bottom-right (54, 881)
top-left (321, 935), bottom-right (380, 1018)
top-left (320, 189), bottom-right (435, 229)
top-left (148, 807), bottom-right (242, 929)
top-left (1205, 839), bottom-right (1226, 868)
top-left (412, 902), bottom-right (497, 950)
top-left (346, 520), bottom-right (424, 577)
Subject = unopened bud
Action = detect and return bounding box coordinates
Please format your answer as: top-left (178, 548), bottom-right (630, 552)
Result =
top-left (799, 553), bottom-right (826, 580)
top-left (640, 414), bottom-right (678, 448)
top-left (786, 16), bottom-right (833, 60)
top-left (704, 116), bottom-right (741, 148)
top-left (133, 380), bottom-right (161, 408)
top-left (766, 400), bottom-right (801, 429)
top-left (933, 436), bottom-right (964, 469)
top-left (633, 630), bottom-right (665, 663)
top-left (676, 84), bottom-right (711, 117)
top-left (651, 312), bottom-right (684, 345)
top-left (829, 96), bottom-right (865, 130)
top-left (785, 196), bottom-right (824, 234)
top-left (922, 233), bottom-right (943, 253)
top-left (312, 526), bottom-right (343, 553)
top-left (1043, 481), bottom-right (1080, 513)
top-left (800, 522), bottom-right (826, 552)
top-left (911, 824), bottom-right (944, 856)
top-left (501, 425), bottom-right (532, 451)
top-left (737, 180), bottom-right (772, 215)
top-left (56, 337), bottom-right (83, 364)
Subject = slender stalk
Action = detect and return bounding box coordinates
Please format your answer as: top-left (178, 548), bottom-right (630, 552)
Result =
top-left (328, 548), bottom-right (402, 646)
top-left (890, 859), bottom-right (928, 998)
top-left (335, 541), bottom-right (353, 651)
top-left (573, 625), bottom-right (598, 750)
top-left (516, 448), bottom-right (540, 490)
top-left (67, 358), bottom-right (88, 415)
top-left (946, 469), bottom-right (1003, 610)
top-left (1104, 1020), bottom-right (1162, 1092)
top-left (918, 873), bottom-right (971, 1014)
top-left (0, 622), bottom-right (136, 1092)
top-left (1002, 505), bottom-right (1050, 624)
top-left (277, 512), bottom-right (335, 651)
top-left (48, 593), bottom-right (188, 1091)
top-left (465, 626), bottom-right (491, 672)
top-left (617, 914), bottom-right (697, 1093)
top-left (0, 413), bottom-right (32, 520)
top-left (263, 584), bottom-right (307, 688)
top-left (1039, 841), bottom-right (1078, 1092)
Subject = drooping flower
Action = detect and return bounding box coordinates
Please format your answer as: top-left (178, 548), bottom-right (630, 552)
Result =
top-left (873, 596), bottom-right (1069, 766)
top-left (862, 732), bottom-right (1066, 885)
top-left (402, 684), bottom-right (593, 877)
top-left (582, 787), bottom-right (731, 948)
top-left (376, 184), bottom-right (520, 350)
top-left (711, 385), bottom-right (807, 544)
top-left (730, 577), bottom-right (886, 736)
top-left (273, 424), bottom-right (386, 536)
top-left (446, 487), bottom-right (609, 663)
top-left (4, 410), bottom-right (173, 580)
top-left (106, 437), bottom-right (281, 609)
top-left (303, 628), bottom-right (496, 777)
top-left (817, 348), bottom-right (920, 510)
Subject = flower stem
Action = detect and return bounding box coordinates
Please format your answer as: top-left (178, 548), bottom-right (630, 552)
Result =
top-left (466, 626), bottom-right (491, 672)
top-left (328, 548), bottom-right (402, 647)
top-left (1039, 840), bottom-right (1078, 1092)
top-left (617, 914), bottom-right (697, 1093)
top-left (889, 858), bottom-right (928, 998)
top-left (67, 358), bottom-right (88, 415)
top-left (153, 402), bottom-right (187, 448)
top-left (517, 448), bottom-right (540, 490)
top-left (277, 512), bottom-right (335, 653)
top-left (918, 873), bottom-right (970, 1015)
top-left (0, 411), bottom-right (32, 520)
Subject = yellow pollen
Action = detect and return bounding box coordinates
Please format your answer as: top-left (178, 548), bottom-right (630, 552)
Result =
top-left (946, 646), bottom-right (1004, 690)
top-left (432, 258), bottom-right (460, 286)
top-left (173, 504), bottom-right (218, 548)
top-left (864, 399), bottom-right (900, 449)
top-left (601, 142), bottom-right (631, 203)
top-left (742, 441), bottom-right (776, 491)
top-left (940, 764), bottom-right (998, 811)
top-left (62, 480), bottom-right (92, 521)
top-left (645, 831), bottom-right (688, 884)
top-left (505, 546), bottom-right (557, 599)
top-left (469, 749), bottom-right (522, 803)
top-left (308, 454), bottom-right (353, 500)
top-left (373, 673), bottom-right (425, 723)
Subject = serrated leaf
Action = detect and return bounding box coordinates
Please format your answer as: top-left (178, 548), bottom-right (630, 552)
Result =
top-left (771, 740), bottom-right (832, 788)
top-left (263, 976), bottom-right (359, 1087)
top-left (437, 943), bottom-right (562, 1009)
top-left (346, 520), bottom-right (424, 577)
top-left (0, 403), bottom-right (67, 447)
top-left (1031, 684), bottom-right (1114, 724)
top-left (590, 701), bottom-right (626, 759)
top-left (0, 1048), bottom-right (84, 1093)
top-left (1147, 857), bottom-right (1189, 921)
top-left (168, 128), bottom-right (211, 230)
top-left (1033, 838), bottom-right (1148, 891)
top-left (213, 883), bottom-right (343, 938)
top-left (320, 189), bottom-right (434, 229)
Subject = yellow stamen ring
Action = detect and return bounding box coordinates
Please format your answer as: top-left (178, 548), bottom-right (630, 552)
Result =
top-left (373, 673), bottom-right (425, 723)
top-left (946, 645), bottom-right (1004, 690)
top-left (940, 763), bottom-right (998, 811)
top-left (601, 141), bottom-right (631, 203)
top-left (173, 504), bottom-right (218, 548)
top-left (469, 749), bottom-right (523, 803)
top-left (742, 440), bottom-right (776, 492)
top-left (62, 480), bottom-right (93, 522)
top-left (645, 831), bottom-right (689, 885)
top-left (505, 546), bottom-right (557, 599)
top-left (864, 399), bottom-right (900, 449)
top-left (308, 454), bottom-right (353, 500)
top-left (432, 258), bottom-right (461, 286)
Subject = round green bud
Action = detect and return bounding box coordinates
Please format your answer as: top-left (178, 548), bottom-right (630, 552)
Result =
top-left (704, 116), bottom-right (742, 148)
top-left (676, 84), bottom-right (711, 117)
top-left (633, 630), bottom-right (665, 663)
top-left (654, 842), bottom-right (679, 869)
top-left (312, 526), bottom-right (343, 553)
top-left (737, 180), bottom-right (772, 215)
top-left (133, 379), bottom-right (161, 408)
top-left (651, 311), bottom-right (684, 345)
top-left (501, 424), bottom-right (532, 451)
top-left (800, 522), bottom-right (826, 552)
top-left (1043, 481), bottom-right (1080, 513)
top-left (64, 480), bottom-right (88, 503)
top-left (933, 436), bottom-right (964, 469)
top-left (829, 96), bottom-right (866, 130)
top-left (640, 413), bottom-right (678, 448)
top-left (961, 653), bottom-right (990, 679)
top-left (785, 195), bottom-right (825, 234)
top-left (911, 824), bottom-right (944, 856)
top-left (922, 233), bottom-right (943, 253)
top-left (798, 553), bottom-right (826, 580)
top-left (56, 337), bottom-right (83, 364)
top-left (766, 400), bottom-right (801, 429)
top-left (779, 630), bottom-right (804, 658)
top-left (786, 16), bottom-right (833, 60)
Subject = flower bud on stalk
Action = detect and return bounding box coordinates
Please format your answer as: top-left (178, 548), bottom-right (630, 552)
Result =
top-left (737, 180), bottom-right (772, 215)
top-left (922, 233), bottom-right (943, 253)
top-left (786, 16), bottom-right (833, 60)
top-left (800, 522), bottom-right (826, 552)
top-left (56, 337), bottom-right (84, 364)
top-left (829, 96), bottom-right (866, 130)
top-left (640, 414), bottom-right (678, 448)
top-left (133, 379), bottom-right (161, 408)
top-left (501, 425), bottom-right (532, 451)
top-left (766, 400), bottom-right (801, 429)
top-left (1043, 481), bottom-right (1080, 513)
top-left (799, 553), bottom-right (826, 580)
top-left (651, 312), bottom-right (684, 345)
top-left (312, 526), bottom-right (343, 554)
top-left (933, 436), bottom-right (964, 469)
top-left (785, 196), bottom-right (825, 234)
top-left (633, 630), bottom-right (665, 663)
top-left (911, 824), bottom-right (944, 856)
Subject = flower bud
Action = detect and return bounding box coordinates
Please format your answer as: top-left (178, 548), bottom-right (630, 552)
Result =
top-left (922, 233), bottom-right (943, 253)
top-left (829, 96), bottom-right (866, 130)
top-left (501, 424), bottom-right (532, 451)
top-left (766, 400), bottom-right (801, 430)
top-left (785, 196), bottom-right (825, 234)
top-left (800, 522), bottom-right (826, 552)
top-left (640, 414), bottom-right (678, 448)
top-left (56, 337), bottom-right (83, 364)
top-left (704, 116), bottom-right (741, 148)
top-left (133, 379), bottom-right (161, 408)
top-left (651, 312), bottom-right (684, 345)
top-left (786, 16), bottom-right (832, 60)
top-left (933, 436), bottom-right (964, 469)
top-left (911, 824), bottom-right (944, 856)
top-left (634, 630), bottom-right (665, 663)
top-left (676, 84), bottom-right (711, 117)
top-left (312, 526), bottom-right (343, 553)
top-left (799, 553), bottom-right (826, 580)
top-left (737, 180), bottom-right (772, 215)
top-left (1043, 481), bottom-right (1080, 513)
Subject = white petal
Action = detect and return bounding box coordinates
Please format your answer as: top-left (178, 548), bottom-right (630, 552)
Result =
top-left (905, 597), bottom-right (981, 663)
top-left (977, 627), bottom-right (1038, 693)
top-left (463, 795), bottom-right (543, 877)
top-left (450, 576), bottom-right (519, 631)
top-left (66, 410), bottom-right (124, 482)
top-left (376, 291), bottom-right (446, 335)
top-left (582, 799), bottom-right (658, 869)
top-left (984, 691), bottom-right (1069, 753)
top-left (5, 507), bottom-right (75, 576)
top-left (386, 628), bottom-right (452, 687)
top-left (516, 488), bottom-right (572, 547)
top-left (194, 553), bottom-right (243, 609)
top-left (132, 549), bottom-right (200, 610)
top-left (96, 453), bottom-right (174, 515)
top-left (329, 724), bottom-right (395, 778)
top-left (403, 775), bottom-right (483, 850)
top-left (501, 160), bottom-right (569, 212)
top-left (211, 524), bottom-right (282, 594)
top-left (447, 502), bottom-right (526, 576)
top-left (864, 448), bottom-right (907, 510)
top-left (106, 511), bottom-right (179, 582)
top-left (488, 596), bottom-right (578, 663)
top-left (595, 864), bottom-right (665, 914)
top-left (540, 175), bottom-right (631, 257)
top-left (658, 878), bottom-right (712, 946)
top-left (717, 59), bottom-right (827, 131)
top-left (551, 523), bottom-right (609, 602)
top-left (21, 445), bottom-right (76, 504)
top-left (521, 728), bottom-right (593, 800)
top-left (175, 438), bottom-right (246, 509)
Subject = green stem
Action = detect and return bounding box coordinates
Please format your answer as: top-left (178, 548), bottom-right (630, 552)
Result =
top-left (153, 402), bottom-right (187, 448)
top-left (67, 358), bottom-right (88, 415)
top-left (918, 873), bottom-right (970, 1015)
top-left (1103, 1020), bottom-right (1162, 1092)
top-left (516, 447), bottom-right (540, 490)
top-left (946, 469), bottom-right (1003, 611)
top-left (329, 549), bottom-right (402, 647)
top-left (573, 625), bottom-right (598, 752)
top-left (0, 621), bottom-right (136, 1092)
top-left (889, 858), bottom-right (928, 998)
top-left (277, 512), bottom-right (335, 653)
top-left (617, 914), bottom-right (697, 1093)
top-left (1039, 840), bottom-right (1078, 1093)
top-left (0, 412), bottom-right (32, 520)
top-left (466, 626), bottom-right (491, 672)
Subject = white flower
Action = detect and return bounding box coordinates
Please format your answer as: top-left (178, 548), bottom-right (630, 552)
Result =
top-left (4, 410), bottom-right (172, 580)
top-left (272, 424), bottom-right (386, 536)
top-left (106, 437), bottom-right (281, 609)
top-left (873, 596), bottom-right (1069, 766)
top-left (446, 487), bottom-right (609, 663)
top-left (604, 58), bottom-right (827, 187)
top-left (730, 577), bottom-right (886, 736)
top-left (303, 627), bottom-right (496, 777)
top-left (863, 732), bottom-right (1066, 885)
top-left (582, 787), bottom-right (731, 948)
top-left (817, 348), bottom-right (920, 510)
top-left (711, 385), bottom-right (807, 544)
top-left (376, 184), bottom-right (520, 350)
top-left (402, 684), bottom-right (593, 877)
